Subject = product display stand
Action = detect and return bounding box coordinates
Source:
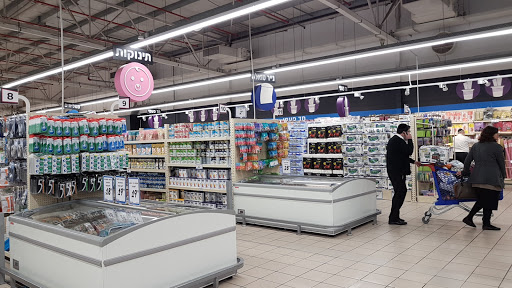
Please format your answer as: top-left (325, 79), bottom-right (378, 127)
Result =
top-left (27, 113), bottom-right (127, 210)
top-left (126, 126), bottom-right (169, 201)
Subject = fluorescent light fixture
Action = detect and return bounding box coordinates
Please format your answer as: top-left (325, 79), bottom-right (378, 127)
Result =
top-left (36, 107), bottom-right (62, 113)
top-left (273, 56), bottom-right (512, 93)
top-left (63, 52), bottom-right (113, 71)
top-left (80, 97), bottom-right (118, 106)
top-left (130, 0), bottom-right (292, 49)
top-left (153, 73), bottom-right (251, 94)
top-left (3, 52), bottom-right (114, 88)
top-left (264, 27), bottom-right (512, 74)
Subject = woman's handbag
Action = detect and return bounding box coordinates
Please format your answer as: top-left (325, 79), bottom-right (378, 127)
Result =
top-left (454, 178), bottom-right (477, 200)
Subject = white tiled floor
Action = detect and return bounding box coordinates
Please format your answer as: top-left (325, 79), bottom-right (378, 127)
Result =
top-left (224, 189), bottom-right (512, 288)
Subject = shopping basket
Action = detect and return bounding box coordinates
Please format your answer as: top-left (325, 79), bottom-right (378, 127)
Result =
top-left (422, 165), bottom-right (504, 224)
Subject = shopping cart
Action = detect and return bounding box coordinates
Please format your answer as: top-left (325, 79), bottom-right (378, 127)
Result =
top-left (422, 165), bottom-right (504, 224)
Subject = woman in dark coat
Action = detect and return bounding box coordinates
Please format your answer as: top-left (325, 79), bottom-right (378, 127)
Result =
top-left (461, 126), bottom-right (506, 230)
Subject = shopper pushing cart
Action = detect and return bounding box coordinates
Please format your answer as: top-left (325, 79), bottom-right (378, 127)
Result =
top-left (422, 126), bottom-right (505, 230)
top-left (459, 126), bottom-right (505, 230)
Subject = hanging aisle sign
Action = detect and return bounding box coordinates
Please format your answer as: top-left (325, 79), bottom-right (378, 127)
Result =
top-left (252, 72), bottom-right (276, 83)
top-left (115, 62), bottom-right (154, 102)
top-left (1, 89), bottom-right (19, 104)
top-left (113, 46), bottom-right (153, 64)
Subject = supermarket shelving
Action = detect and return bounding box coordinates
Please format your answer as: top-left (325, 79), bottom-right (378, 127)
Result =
top-left (128, 155), bottom-right (166, 158)
top-left (139, 187), bottom-right (167, 193)
top-left (167, 163), bottom-right (230, 169)
top-left (168, 186), bottom-right (227, 193)
top-left (168, 136), bottom-right (230, 142)
top-left (125, 139), bottom-right (166, 145)
top-left (128, 168), bottom-right (167, 173)
top-left (303, 154), bottom-right (343, 158)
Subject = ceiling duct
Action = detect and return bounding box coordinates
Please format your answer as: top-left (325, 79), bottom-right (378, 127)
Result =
top-left (402, 0), bottom-right (457, 24)
top-left (202, 46), bottom-right (250, 64)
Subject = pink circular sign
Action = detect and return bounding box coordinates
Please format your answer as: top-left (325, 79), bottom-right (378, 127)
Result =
top-left (114, 62), bottom-right (154, 102)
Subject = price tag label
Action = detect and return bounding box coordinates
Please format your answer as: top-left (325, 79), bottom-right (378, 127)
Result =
top-left (103, 176), bottom-right (114, 202)
top-left (282, 159), bottom-right (291, 174)
top-left (1, 89), bottom-right (18, 104)
top-left (119, 98), bottom-right (130, 109)
top-left (115, 176), bottom-right (126, 204)
top-left (196, 164), bottom-right (203, 170)
top-left (128, 178), bottom-right (140, 206)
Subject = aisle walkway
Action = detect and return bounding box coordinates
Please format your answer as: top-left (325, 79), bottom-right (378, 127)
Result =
top-left (225, 189), bottom-right (512, 288)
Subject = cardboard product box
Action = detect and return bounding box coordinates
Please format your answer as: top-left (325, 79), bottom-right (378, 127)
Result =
top-left (316, 142), bottom-right (327, 154)
top-left (342, 145), bottom-right (363, 155)
top-left (313, 158), bottom-right (323, 170)
top-left (363, 133), bottom-right (389, 144)
top-left (322, 158), bottom-right (333, 170)
top-left (419, 145), bottom-right (451, 163)
top-left (308, 127), bottom-right (318, 138)
top-left (342, 134), bottom-right (364, 144)
top-left (303, 158), bottom-right (313, 169)
top-left (308, 142), bottom-right (317, 154)
top-left (343, 123), bottom-right (363, 134)
top-left (328, 125), bottom-right (342, 138)
top-left (363, 155), bottom-right (386, 166)
top-left (343, 156), bottom-right (363, 166)
top-left (372, 177), bottom-right (388, 189)
top-left (364, 167), bottom-right (387, 177)
top-left (333, 158), bottom-right (343, 171)
top-left (343, 167), bottom-right (363, 177)
top-left (363, 144), bottom-right (387, 155)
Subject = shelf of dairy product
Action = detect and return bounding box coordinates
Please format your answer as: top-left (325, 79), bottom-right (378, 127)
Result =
top-left (168, 140), bottom-right (230, 167)
top-left (129, 158), bottom-right (166, 171)
top-left (169, 168), bottom-right (229, 193)
top-left (168, 121), bottom-right (230, 140)
top-left (126, 142), bottom-right (166, 158)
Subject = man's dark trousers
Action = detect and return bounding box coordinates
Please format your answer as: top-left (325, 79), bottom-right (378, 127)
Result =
top-left (389, 172), bottom-right (407, 221)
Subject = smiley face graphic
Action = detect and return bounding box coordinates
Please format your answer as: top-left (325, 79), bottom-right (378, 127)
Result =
top-left (115, 62), bottom-right (154, 102)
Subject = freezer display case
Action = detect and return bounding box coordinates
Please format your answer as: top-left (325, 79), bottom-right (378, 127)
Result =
top-left (234, 175), bottom-right (380, 235)
top-left (6, 200), bottom-right (241, 288)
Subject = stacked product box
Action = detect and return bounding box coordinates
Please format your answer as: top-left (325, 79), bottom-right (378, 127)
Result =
top-left (168, 121), bottom-right (230, 139)
top-left (304, 122), bottom-right (343, 176)
top-left (342, 123), bottom-right (364, 177)
top-left (168, 190), bottom-right (228, 209)
top-left (283, 122), bottom-right (307, 176)
top-left (360, 121), bottom-right (390, 185)
top-left (130, 172), bottom-right (166, 189)
top-left (169, 168), bottom-right (229, 191)
top-left (125, 143), bottom-right (165, 156)
top-left (169, 140), bottom-right (230, 166)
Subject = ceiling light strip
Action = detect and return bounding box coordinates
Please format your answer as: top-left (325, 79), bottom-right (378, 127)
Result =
top-left (264, 27), bottom-right (512, 74)
top-left (130, 0), bottom-right (292, 49)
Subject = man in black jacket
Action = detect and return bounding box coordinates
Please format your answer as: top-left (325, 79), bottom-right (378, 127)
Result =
top-left (386, 124), bottom-right (420, 225)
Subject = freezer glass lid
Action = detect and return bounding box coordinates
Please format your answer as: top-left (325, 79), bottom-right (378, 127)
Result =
top-left (24, 202), bottom-right (168, 237)
top-left (241, 175), bottom-right (344, 188)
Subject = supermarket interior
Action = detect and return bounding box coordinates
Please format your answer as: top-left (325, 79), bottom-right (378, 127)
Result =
top-left (2, 0), bottom-right (512, 287)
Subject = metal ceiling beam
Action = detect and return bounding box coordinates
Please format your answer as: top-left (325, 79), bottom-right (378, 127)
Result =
top-left (316, 0), bottom-right (398, 43)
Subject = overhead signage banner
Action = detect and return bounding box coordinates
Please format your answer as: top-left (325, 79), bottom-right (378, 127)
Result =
top-left (114, 62), bottom-right (154, 102)
top-left (113, 46), bottom-right (153, 64)
top-left (252, 72), bottom-right (276, 83)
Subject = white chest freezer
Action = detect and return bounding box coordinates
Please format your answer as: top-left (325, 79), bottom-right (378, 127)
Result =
top-left (233, 175), bottom-right (380, 235)
top-left (7, 200), bottom-right (241, 288)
